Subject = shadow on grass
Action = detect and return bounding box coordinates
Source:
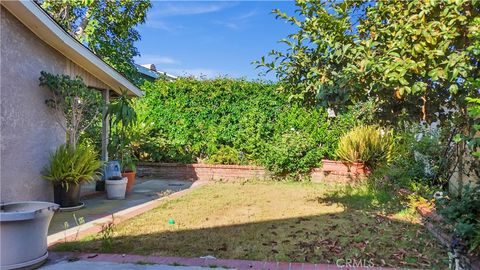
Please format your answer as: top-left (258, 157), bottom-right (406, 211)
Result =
top-left (53, 199), bottom-right (446, 268)
top-left (316, 184), bottom-right (405, 214)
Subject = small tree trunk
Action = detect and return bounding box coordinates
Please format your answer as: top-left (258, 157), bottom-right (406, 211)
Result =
top-left (421, 95), bottom-right (427, 122)
top-left (71, 98), bottom-right (77, 149)
top-left (75, 9), bottom-right (90, 40)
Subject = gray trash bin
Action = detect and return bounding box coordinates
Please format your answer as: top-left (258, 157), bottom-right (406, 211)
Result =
top-left (0, 201), bottom-right (59, 270)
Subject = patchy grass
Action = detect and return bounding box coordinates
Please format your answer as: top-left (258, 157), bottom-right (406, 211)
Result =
top-left (53, 181), bottom-right (447, 268)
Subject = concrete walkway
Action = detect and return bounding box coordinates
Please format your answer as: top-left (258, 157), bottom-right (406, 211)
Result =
top-left (48, 179), bottom-right (192, 235)
top-left (43, 252), bottom-right (405, 270)
top-left (41, 261), bottom-right (209, 270)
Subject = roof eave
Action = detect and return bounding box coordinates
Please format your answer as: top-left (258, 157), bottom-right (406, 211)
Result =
top-left (1, 1), bottom-right (143, 97)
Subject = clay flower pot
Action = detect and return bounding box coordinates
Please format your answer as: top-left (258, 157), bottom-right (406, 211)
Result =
top-left (321, 159), bottom-right (370, 174)
top-left (122, 171), bottom-right (136, 193)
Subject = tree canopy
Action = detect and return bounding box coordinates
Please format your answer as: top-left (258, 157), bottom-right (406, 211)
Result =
top-left (39, 0), bottom-right (151, 83)
top-left (258, 0), bottom-right (479, 123)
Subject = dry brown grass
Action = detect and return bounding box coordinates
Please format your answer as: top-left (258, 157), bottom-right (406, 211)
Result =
top-left (54, 181), bottom-right (447, 268)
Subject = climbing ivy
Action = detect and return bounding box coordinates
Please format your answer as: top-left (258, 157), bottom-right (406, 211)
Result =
top-left (129, 78), bottom-right (372, 176)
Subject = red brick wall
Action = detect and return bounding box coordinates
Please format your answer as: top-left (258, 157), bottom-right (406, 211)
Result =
top-left (137, 162), bottom-right (368, 183)
top-left (311, 168), bottom-right (367, 183)
top-left (137, 163), bottom-right (269, 181)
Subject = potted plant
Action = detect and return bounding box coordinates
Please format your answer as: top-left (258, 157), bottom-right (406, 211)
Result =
top-left (325, 125), bottom-right (393, 174)
top-left (39, 72), bottom-right (103, 202)
top-left (105, 175), bottom-right (128, 199)
top-left (108, 91), bottom-right (137, 193)
top-left (121, 154), bottom-right (137, 193)
top-left (43, 144), bottom-right (102, 208)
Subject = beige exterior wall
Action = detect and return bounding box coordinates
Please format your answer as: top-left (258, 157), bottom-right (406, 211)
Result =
top-left (449, 133), bottom-right (480, 196)
top-left (0, 7), bottom-right (106, 202)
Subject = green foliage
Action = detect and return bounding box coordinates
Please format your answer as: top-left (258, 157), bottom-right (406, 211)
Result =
top-left (336, 125), bottom-right (394, 169)
top-left (43, 144), bottom-right (102, 190)
top-left (99, 215), bottom-right (115, 252)
top-left (451, 15), bottom-right (480, 182)
top-left (39, 71), bottom-right (102, 148)
top-left (259, 0), bottom-right (479, 123)
top-left (455, 97), bottom-right (480, 157)
top-left (465, 97), bottom-right (480, 179)
top-left (471, 229), bottom-right (480, 253)
top-left (108, 91), bottom-right (137, 172)
top-left (206, 146), bottom-right (242, 165)
top-left (262, 130), bottom-right (321, 177)
top-left (436, 185), bottom-right (480, 253)
top-left (39, 0), bottom-right (151, 83)
top-left (368, 123), bottom-right (457, 190)
top-left (108, 91), bottom-right (137, 128)
top-left (133, 78), bottom-right (371, 176)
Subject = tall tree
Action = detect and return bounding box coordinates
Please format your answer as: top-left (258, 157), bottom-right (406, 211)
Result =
top-left (39, 0), bottom-right (151, 83)
top-left (258, 0), bottom-right (479, 123)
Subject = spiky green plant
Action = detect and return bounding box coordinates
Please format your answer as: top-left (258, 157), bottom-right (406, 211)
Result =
top-left (336, 125), bottom-right (394, 169)
top-left (43, 144), bottom-right (103, 190)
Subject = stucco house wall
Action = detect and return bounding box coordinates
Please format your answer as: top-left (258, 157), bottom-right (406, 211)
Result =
top-left (0, 7), bottom-right (105, 202)
top-left (449, 131), bottom-right (480, 196)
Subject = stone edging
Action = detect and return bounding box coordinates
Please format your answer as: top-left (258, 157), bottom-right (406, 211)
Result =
top-left (47, 181), bottom-right (209, 247)
top-left (416, 204), bottom-right (480, 270)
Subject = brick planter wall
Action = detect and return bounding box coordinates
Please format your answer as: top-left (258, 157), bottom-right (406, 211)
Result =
top-left (137, 162), bottom-right (368, 183)
top-left (137, 163), bottom-right (270, 181)
top-left (311, 168), bottom-right (368, 183)
top-left (312, 159), bottom-right (369, 183)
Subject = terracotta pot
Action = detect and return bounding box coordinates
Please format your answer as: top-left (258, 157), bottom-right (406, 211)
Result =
top-left (122, 171), bottom-right (136, 193)
top-left (321, 159), bottom-right (370, 174)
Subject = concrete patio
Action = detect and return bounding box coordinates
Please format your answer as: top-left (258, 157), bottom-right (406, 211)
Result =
top-left (48, 178), bottom-right (193, 235)
top-left (42, 260), bottom-right (209, 270)
top-left (41, 252), bottom-right (404, 270)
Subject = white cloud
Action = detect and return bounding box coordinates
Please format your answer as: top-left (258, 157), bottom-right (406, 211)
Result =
top-left (144, 2), bottom-right (236, 31)
top-left (135, 54), bottom-right (180, 65)
top-left (213, 9), bottom-right (258, 30)
top-left (150, 2), bottom-right (235, 17)
top-left (145, 20), bottom-right (185, 32)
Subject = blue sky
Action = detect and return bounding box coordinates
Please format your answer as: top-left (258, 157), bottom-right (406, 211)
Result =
top-left (134, 1), bottom-right (297, 80)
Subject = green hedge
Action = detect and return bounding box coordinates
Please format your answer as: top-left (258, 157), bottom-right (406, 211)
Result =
top-left (129, 78), bottom-right (372, 176)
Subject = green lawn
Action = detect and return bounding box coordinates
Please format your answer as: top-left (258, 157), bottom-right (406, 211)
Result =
top-left (54, 181), bottom-right (447, 268)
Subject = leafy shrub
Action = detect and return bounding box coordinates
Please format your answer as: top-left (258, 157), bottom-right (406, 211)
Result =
top-left (262, 130), bottom-right (322, 178)
top-left (43, 144), bottom-right (102, 190)
top-left (436, 185), bottom-right (480, 253)
top-left (336, 125), bottom-right (393, 169)
top-left (68, 78), bottom-right (376, 177)
top-left (367, 123), bottom-right (457, 191)
top-left (471, 229), bottom-right (480, 254)
top-left (206, 145), bottom-right (242, 165)
top-left (108, 91), bottom-right (138, 172)
top-left (454, 96), bottom-right (480, 179)
top-left (130, 78), bottom-right (372, 177)
top-left (39, 71), bottom-right (102, 148)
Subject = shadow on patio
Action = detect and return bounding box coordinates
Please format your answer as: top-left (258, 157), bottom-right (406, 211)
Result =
top-left (48, 179), bottom-right (193, 235)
